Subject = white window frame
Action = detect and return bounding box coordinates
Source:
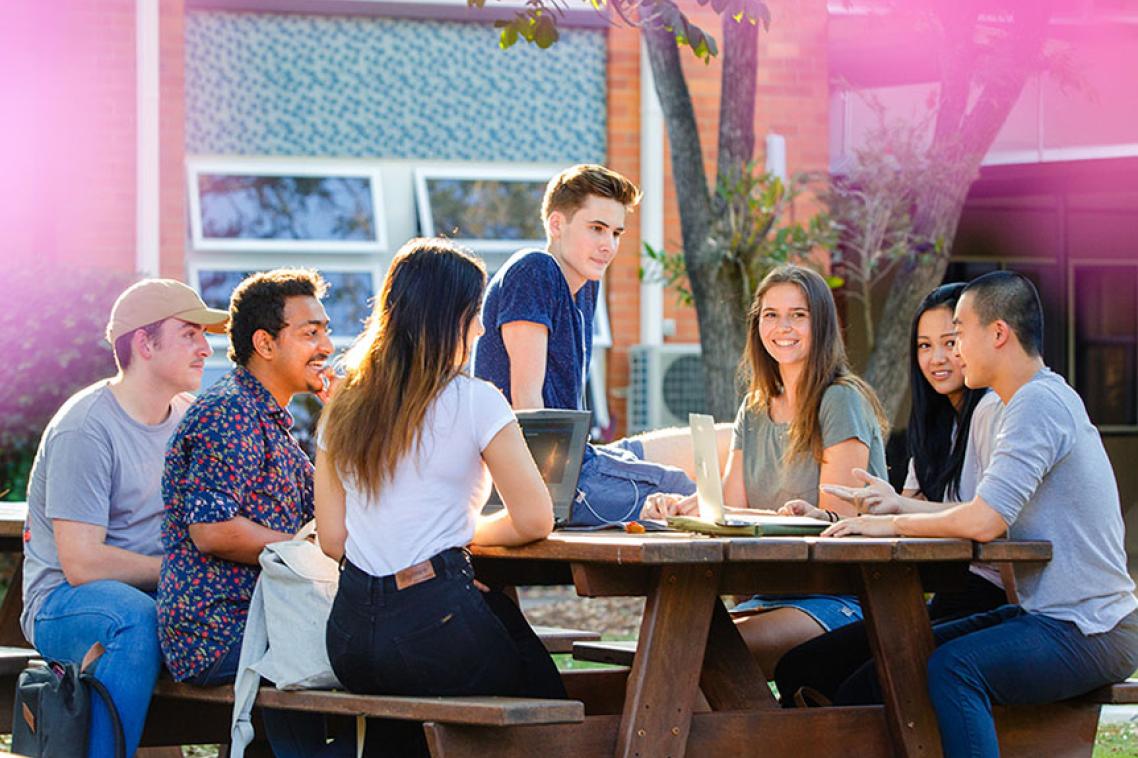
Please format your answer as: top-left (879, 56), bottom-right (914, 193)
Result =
top-left (187, 157), bottom-right (388, 253)
top-left (414, 164), bottom-right (558, 254)
top-left (593, 280), bottom-right (612, 349)
top-left (187, 258), bottom-right (383, 360)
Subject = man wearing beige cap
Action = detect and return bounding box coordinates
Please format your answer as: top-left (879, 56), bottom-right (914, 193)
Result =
top-left (21, 278), bottom-right (226, 758)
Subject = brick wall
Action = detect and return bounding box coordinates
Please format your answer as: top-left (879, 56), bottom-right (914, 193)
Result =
top-left (159, 0), bottom-right (187, 279)
top-left (604, 0), bottom-right (830, 434)
top-left (0, 1), bottom-right (186, 281)
top-left (0, 1), bottom-right (136, 274)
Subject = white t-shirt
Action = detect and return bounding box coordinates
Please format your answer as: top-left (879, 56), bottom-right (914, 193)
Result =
top-left (334, 375), bottom-right (515, 577)
top-left (904, 390), bottom-right (1004, 587)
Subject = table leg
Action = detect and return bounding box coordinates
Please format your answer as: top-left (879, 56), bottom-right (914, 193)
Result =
top-left (699, 599), bottom-right (779, 711)
top-left (860, 563), bottom-right (943, 758)
top-left (616, 564), bottom-right (720, 758)
top-left (0, 562), bottom-right (28, 647)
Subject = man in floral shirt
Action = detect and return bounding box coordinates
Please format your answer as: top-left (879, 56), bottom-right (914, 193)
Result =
top-left (159, 268), bottom-right (333, 754)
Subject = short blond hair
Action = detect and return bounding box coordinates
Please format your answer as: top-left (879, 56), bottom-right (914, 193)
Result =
top-left (541, 164), bottom-right (641, 226)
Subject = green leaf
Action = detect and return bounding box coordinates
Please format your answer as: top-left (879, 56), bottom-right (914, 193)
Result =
top-left (534, 15), bottom-right (559, 48)
top-left (498, 21), bottom-right (520, 49)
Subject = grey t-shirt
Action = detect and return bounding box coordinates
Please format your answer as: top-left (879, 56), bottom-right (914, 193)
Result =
top-left (21, 381), bottom-right (192, 643)
top-left (976, 368), bottom-right (1138, 635)
top-left (905, 390), bottom-right (1005, 587)
top-left (732, 382), bottom-right (887, 508)
top-left (904, 390), bottom-right (1004, 502)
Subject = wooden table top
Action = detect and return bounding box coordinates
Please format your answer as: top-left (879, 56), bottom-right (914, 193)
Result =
top-left (471, 530), bottom-right (1052, 565)
top-left (0, 503), bottom-right (24, 541)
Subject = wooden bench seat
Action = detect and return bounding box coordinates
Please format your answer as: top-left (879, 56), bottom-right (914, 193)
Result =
top-left (532, 625), bottom-right (601, 654)
top-left (0, 647), bottom-right (39, 675)
top-left (572, 639), bottom-right (636, 667)
top-left (151, 680), bottom-right (584, 727)
top-left (574, 641), bottom-right (1138, 709)
top-left (1081, 679), bottom-right (1138, 705)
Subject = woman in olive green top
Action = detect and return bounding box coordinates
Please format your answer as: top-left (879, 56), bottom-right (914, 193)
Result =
top-left (643, 265), bottom-right (889, 675)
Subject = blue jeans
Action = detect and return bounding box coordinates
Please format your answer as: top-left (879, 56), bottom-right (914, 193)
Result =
top-left (34, 579), bottom-right (162, 758)
top-left (327, 548), bottom-right (565, 757)
top-left (570, 439), bottom-right (696, 527)
top-left (187, 636), bottom-right (332, 758)
top-left (836, 604), bottom-right (1138, 758)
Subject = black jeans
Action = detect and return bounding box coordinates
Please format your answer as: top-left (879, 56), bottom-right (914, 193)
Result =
top-left (326, 548), bottom-right (566, 757)
top-left (774, 570), bottom-right (1009, 706)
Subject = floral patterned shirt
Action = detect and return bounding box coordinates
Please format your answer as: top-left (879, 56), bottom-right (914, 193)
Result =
top-left (158, 367), bottom-right (314, 681)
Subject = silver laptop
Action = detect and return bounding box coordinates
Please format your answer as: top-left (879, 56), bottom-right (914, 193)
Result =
top-left (689, 413), bottom-right (828, 528)
top-left (485, 409), bottom-right (591, 524)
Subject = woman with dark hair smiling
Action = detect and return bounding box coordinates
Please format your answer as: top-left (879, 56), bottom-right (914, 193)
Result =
top-left (315, 238), bottom-right (564, 757)
top-left (773, 282), bottom-right (1010, 706)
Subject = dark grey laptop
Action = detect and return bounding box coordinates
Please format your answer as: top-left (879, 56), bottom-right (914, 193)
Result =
top-left (485, 409), bottom-right (591, 524)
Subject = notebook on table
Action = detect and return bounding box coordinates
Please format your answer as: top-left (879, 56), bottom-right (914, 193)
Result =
top-left (666, 413), bottom-right (830, 537)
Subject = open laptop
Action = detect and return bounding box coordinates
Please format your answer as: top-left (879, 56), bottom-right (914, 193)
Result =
top-left (680, 413), bottom-right (829, 531)
top-left (484, 409), bottom-right (591, 524)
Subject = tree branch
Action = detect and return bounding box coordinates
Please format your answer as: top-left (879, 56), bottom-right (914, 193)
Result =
top-left (717, 16), bottom-right (758, 182)
top-left (643, 22), bottom-right (713, 263)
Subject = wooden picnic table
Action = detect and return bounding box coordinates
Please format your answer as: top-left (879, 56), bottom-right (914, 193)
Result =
top-left (448, 531), bottom-right (1054, 758)
top-left (0, 503), bottom-right (26, 648)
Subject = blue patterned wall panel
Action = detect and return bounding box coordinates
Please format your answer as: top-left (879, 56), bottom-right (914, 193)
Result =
top-left (186, 12), bottom-right (607, 163)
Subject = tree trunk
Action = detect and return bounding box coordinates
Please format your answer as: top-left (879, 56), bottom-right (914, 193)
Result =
top-left (864, 3), bottom-right (1052, 421)
top-left (643, 21), bottom-right (752, 421)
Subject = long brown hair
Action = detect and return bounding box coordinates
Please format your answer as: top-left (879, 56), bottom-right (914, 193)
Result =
top-left (320, 238), bottom-right (487, 494)
top-left (741, 265), bottom-right (889, 465)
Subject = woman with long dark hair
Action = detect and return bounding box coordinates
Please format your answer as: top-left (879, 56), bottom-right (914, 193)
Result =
top-left (901, 282), bottom-right (1008, 618)
top-left (772, 282), bottom-right (1009, 705)
top-left (644, 264), bottom-right (890, 675)
top-left (315, 238), bottom-right (565, 756)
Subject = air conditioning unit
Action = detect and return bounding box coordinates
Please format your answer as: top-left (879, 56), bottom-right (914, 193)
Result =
top-left (628, 344), bottom-right (709, 433)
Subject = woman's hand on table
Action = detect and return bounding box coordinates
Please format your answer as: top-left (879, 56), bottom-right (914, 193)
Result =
top-left (821, 514), bottom-right (898, 538)
top-left (820, 468), bottom-right (903, 515)
top-left (778, 499), bottom-right (831, 521)
top-left (640, 492), bottom-right (698, 520)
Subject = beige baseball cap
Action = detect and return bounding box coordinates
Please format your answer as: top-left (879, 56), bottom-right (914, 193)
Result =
top-left (105, 279), bottom-right (229, 343)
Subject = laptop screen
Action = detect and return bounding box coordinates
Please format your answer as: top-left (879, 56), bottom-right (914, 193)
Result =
top-left (522, 420), bottom-right (576, 485)
top-left (484, 409), bottom-right (590, 522)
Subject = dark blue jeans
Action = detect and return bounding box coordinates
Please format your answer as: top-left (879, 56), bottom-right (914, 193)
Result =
top-left (187, 631), bottom-right (333, 758)
top-left (835, 604), bottom-right (1138, 758)
top-left (326, 548), bottom-right (566, 757)
top-left (774, 571), bottom-right (1009, 706)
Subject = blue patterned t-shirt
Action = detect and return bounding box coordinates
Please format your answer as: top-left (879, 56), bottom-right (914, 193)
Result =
top-left (473, 249), bottom-right (596, 410)
top-left (158, 367), bottom-right (314, 681)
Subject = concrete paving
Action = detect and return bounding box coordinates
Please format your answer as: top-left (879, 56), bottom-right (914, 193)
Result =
top-left (1101, 705), bottom-right (1138, 724)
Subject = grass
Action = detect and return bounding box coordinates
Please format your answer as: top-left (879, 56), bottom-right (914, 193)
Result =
top-left (1095, 721), bottom-right (1138, 757)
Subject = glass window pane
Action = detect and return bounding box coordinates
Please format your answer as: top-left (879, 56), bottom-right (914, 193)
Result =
top-left (1074, 266), bottom-right (1138, 426)
top-left (426, 178), bottom-right (546, 241)
top-left (197, 174), bottom-right (376, 242)
top-left (196, 269), bottom-right (375, 340)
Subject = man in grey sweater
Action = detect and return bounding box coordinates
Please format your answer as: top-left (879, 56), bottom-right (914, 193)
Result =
top-left (822, 270), bottom-right (1138, 758)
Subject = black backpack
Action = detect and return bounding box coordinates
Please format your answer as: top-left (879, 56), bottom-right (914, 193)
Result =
top-left (11, 642), bottom-right (125, 758)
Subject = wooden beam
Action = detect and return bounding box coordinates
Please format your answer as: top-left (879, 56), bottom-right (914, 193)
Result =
top-left (698, 599), bottom-right (779, 711)
top-left (617, 564), bottom-right (721, 758)
top-left (560, 668), bottom-right (630, 716)
top-left (860, 563), bottom-right (943, 758)
top-left (995, 701), bottom-right (1100, 758)
top-left (425, 707), bottom-right (891, 757)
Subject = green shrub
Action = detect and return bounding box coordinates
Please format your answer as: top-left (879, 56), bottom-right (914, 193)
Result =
top-left (1, 265), bottom-right (135, 499)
